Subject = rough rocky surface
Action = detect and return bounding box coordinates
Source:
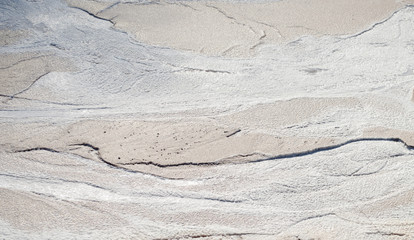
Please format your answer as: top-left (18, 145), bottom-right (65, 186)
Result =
top-left (1, 0), bottom-right (414, 239)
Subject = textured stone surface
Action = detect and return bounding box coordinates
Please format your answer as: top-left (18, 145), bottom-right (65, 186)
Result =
top-left (1, 0), bottom-right (414, 239)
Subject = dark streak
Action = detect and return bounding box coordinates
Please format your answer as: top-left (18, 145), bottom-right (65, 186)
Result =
top-left (69, 6), bottom-right (114, 23)
top-left (226, 129), bottom-right (241, 138)
top-left (301, 68), bottom-right (327, 74)
top-left (181, 67), bottom-right (231, 74)
top-left (366, 231), bottom-right (406, 236)
top-left (205, 4), bottom-right (256, 33)
top-left (15, 147), bottom-right (60, 153)
top-left (0, 173), bottom-right (110, 192)
top-left (10, 71), bottom-right (50, 98)
top-left (250, 137), bottom-right (413, 164)
top-left (0, 54), bottom-right (54, 70)
top-left (12, 138), bottom-right (413, 180)
top-left (12, 145), bottom-right (183, 180)
top-left (96, 2), bottom-right (121, 15)
top-left (119, 160), bottom-right (219, 168)
top-left (341, 5), bottom-right (414, 39)
top-left (120, 138), bottom-right (413, 168)
top-left (68, 144), bottom-right (185, 180)
top-left (154, 232), bottom-right (270, 240)
top-left (0, 93), bottom-right (81, 106)
top-left (69, 143), bottom-right (99, 151)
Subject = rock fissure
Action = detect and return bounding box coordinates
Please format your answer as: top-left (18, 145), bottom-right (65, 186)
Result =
top-left (69, 6), bottom-right (114, 24)
top-left (250, 137), bottom-right (414, 164)
top-left (0, 93), bottom-right (83, 106)
top-left (121, 137), bottom-right (414, 168)
top-left (366, 231), bottom-right (406, 236)
top-left (12, 144), bottom-right (184, 180)
top-left (0, 54), bottom-right (55, 70)
top-left (13, 138), bottom-right (413, 171)
top-left (96, 2), bottom-right (120, 15)
top-left (205, 4), bottom-right (257, 34)
top-left (341, 4), bottom-right (414, 39)
top-left (154, 232), bottom-right (269, 240)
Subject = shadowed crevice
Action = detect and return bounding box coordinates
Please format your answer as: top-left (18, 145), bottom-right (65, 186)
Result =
top-left (119, 137), bottom-right (414, 168)
top-left (340, 5), bottom-right (414, 39)
top-left (154, 232), bottom-right (273, 240)
top-left (13, 138), bottom-right (413, 171)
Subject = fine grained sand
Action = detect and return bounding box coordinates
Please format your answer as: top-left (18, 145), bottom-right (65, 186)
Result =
top-left (1, 0), bottom-right (414, 239)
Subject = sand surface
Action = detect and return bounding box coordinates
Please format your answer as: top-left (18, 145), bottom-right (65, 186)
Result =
top-left (1, 0), bottom-right (414, 239)
top-left (68, 0), bottom-right (414, 57)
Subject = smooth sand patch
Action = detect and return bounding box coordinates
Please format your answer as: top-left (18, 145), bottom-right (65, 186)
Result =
top-left (67, 0), bottom-right (414, 56)
top-left (0, 52), bottom-right (74, 97)
top-left (0, 119), bottom-right (337, 179)
top-left (221, 97), bottom-right (361, 132)
top-left (3, 95), bottom-right (412, 178)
